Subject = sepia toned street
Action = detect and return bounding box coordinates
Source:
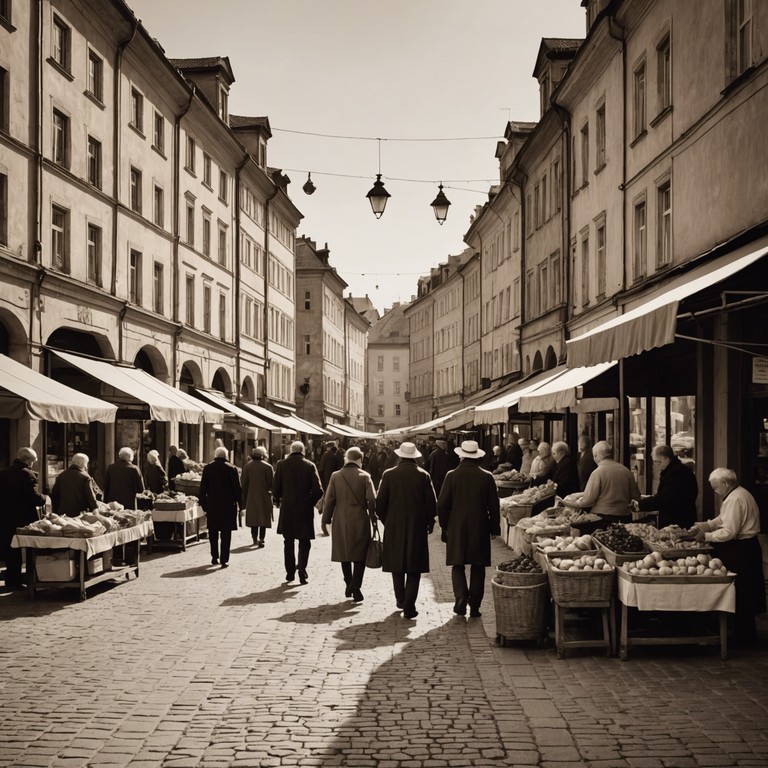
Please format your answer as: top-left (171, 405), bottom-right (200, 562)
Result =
top-left (2, 528), bottom-right (768, 768)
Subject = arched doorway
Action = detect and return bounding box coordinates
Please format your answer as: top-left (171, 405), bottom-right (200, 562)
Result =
top-left (0, 313), bottom-right (28, 467)
top-left (132, 348), bottom-right (170, 468)
top-left (545, 346), bottom-right (558, 371)
top-left (178, 361), bottom-right (204, 460)
top-left (240, 376), bottom-right (255, 402)
top-left (211, 367), bottom-right (231, 395)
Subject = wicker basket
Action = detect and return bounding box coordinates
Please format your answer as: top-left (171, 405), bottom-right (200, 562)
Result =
top-left (593, 537), bottom-right (648, 565)
top-left (492, 578), bottom-right (548, 640)
top-left (546, 557), bottom-right (615, 604)
top-left (502, 505), bottom-right (535, 525)
top-left (494, 568), bottom-right (547, 587)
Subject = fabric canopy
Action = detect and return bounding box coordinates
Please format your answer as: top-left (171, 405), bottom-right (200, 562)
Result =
top-left (328, 424), bottom-right (381, 439)
top-left (194, 389), bottom-right (278, 430)
top-left (473, 368), bottom-right (566, 425)
top-left (236, 401), bottom-right (300, 430)
top-left (53, 351), bottom-right (220, 424)
top-left (566, 243), bottom-right (768, 368)
top-left (517, 361), bottom-right (618, 412)
top-left (406, 406), bottom-right (473, 434)
top-left (267, 406), bottom-right (328, 436)
top-left (0, 354), bottom-right (117, 423)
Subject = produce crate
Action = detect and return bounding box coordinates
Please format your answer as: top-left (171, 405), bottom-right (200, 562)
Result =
top-left (533, 544), bottom-right (599, 569)
top-left (545, 554), bottom-right (615, 603)
top-left (523, 525), bottom-right (570, 546)
top-left (173, 478), bottom-right (200, 494)
top-left (151, 501), bottom-right (189, 511)
top-left (492, 578), bottom-right (548, 643)
top-left (494, 568), bottom-right (547, 587)
top-left (35, 551), bottom-right (76, 582)
top-left (593, 537), bottom-right (649, 565)
top-left (641, 539), bottom-right (713, 559)
top-left (616, 567), bottom-right (734, 585)
top-left (503, 505), bottom-right (535, 524)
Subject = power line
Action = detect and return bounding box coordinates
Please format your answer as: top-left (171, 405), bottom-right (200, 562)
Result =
top-left (273, 127), bottom-right (501, 142)
top-left (281, 167), bottom-right (494, 192)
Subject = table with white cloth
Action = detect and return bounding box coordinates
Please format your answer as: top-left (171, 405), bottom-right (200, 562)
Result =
top-left (11, 521), bottom-right (154, 601)
top-left (147, 504), bottom-right (206, 552)
top-left (616, 569), bottom-right (736, 660)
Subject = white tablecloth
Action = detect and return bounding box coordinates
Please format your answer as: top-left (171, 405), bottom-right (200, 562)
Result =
top-left (617, 571), bottom-right (735, 613)
top-left (150, 504), bottom-right (204, 524)
top-left (11, 521), bottom-right (154, 558)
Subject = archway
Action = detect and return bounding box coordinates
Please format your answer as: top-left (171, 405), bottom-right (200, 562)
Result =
top-left (134, 345), bottom-right (168, 380)
top-left (544, 346), bottom-right (558, 371)
top-left (532, 350), bottom-right (543, 373)
top-left (211, 367), bottom-right (232, 396)
top-left (0, 309), bottom-right (28, 361)
top-left (179, 360), bottom-right (204, 393)
top-left (240, 375), bottom-right (255, 402)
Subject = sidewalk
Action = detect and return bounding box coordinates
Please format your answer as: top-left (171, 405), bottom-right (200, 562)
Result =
top-left (1, 525), bottom-right (767, 768)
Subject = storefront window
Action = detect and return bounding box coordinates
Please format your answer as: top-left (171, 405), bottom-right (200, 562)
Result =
top-left (670, 395), bottom-right (695, 470)
top-left (46, 422), bottom-right (103, 491)
top-left (629, 397), bottom-right (647, 491)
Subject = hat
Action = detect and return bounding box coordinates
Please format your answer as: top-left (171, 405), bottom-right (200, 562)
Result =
top-left (455, 440), bottom-right (486, 459)
top-left (435, 439), bottom-right (448, 449)
top-left (395, 442), bottom-right (422, 459)
top-left (519, 438), bottom-right (530, 448)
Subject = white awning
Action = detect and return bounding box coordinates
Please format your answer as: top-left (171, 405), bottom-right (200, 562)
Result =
top-left (406, 406), bottom-right (473, 434)
top-left (0, 354), bottom-right (117, 423)
top-left (268, 405), bottom-right (328, 436)
top-left (517, 361), bottom-right (618, 412)
top-left (53, 351), bottom-right (220, 424)
top-left (237, 401), bottom-right (300, 430)
top-left (330, 424), bottom-right (381, 439)
top-left (473, 368), bottom-right (566, 425)
top-left (194, 389), bottom-right (278, 430)
top-left (566, 243), bottom-right (768, 368)
top-left (326, 424), bottom-right (351, 437)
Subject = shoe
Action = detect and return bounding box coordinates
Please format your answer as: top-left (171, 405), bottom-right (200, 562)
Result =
top-left (403, 609), bottom-right (419, 619)
top-left (298, 569), bottom-right (308, 585)
top-left (396, 599), bottom-right (404, 609)
top-left (469, 609), bottom-right (482, 618)
top-left (345, 583), bottom-right (353, 598)
top-left (220, 562), bottom-right (229, 569)
top-left (285, 573), bottom-right (295, 582)
top-left (252, 539), bottom-right (259, 546)
top-left (352, 589), bottom-right (364, 603)
top-left (211, 558), bottom-right (219, 565)
top-left (258, 540), bottom-right (265, 548)
top-left (453, 600), bottom-right (467, 616)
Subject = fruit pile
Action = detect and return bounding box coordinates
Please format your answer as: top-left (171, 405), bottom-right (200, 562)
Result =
top-left (594, 523), bottom-right (645, 553)
top-left (644, 524), bottom-right (707, 551)
top-left (621, 552), bottom-right (729, 576)
top-left (494, 468), bottom-right (528, 481)
top-left (498, 555), bottom-right (543, 574)
top-left (507, 481), bottom-right (556, 506)
top-left (535, 534), bottom-right (595, 553)
top-left (550, 554), bottom-right (612, 572)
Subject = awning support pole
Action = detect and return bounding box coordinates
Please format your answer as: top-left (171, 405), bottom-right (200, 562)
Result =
top-left (619, 359), bottom-right (627, 466)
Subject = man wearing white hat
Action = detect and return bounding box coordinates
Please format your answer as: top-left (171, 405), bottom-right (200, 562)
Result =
top-left (375, 442), bottom-right (437, 619)
top-left (438, 440), bottom-right (500, 618)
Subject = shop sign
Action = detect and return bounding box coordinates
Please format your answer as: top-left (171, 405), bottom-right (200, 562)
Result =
top-left (753, 357), bottom-right (768, 384)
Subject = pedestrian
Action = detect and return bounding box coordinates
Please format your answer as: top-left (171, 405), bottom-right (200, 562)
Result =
top-left (241, 446), bottom-right (274, 547)
top-left (0, 447), bottom-right (46, 588)
top-left (427, 438), bottom-right (450, 497)
top-left (534, 441), bottom-right (580, 497)
top-left (637, 444), bottom-right (698, 528)
top-left (50, 453), bottom-right (99, 517)
top-left (577, 434), bottom-right (597, 490)
top-left (368, 442), bottom-right (387, 489)
top-left (167, 445), bottom-right (185, 489)
top-left (273, 441), bottom-right (323, 584)
top-left (322, 446), bottom-right (377, 602)
top-left (691, 468), bottom-right (765, 646)
top-left (317, 441), bottom-right (344, 535)
top-left (437, 441), bottom-right (501, 618)
top-left (375, 442), bottom-right (437, 619)
top-left (144, 449), bottom-right (168, 494)
top-left (199, 447), bottom-right (241, 568)
top-left (104, 447), bottom-right (145, 509)
top-left (504, 432), bottom-right (523, 470)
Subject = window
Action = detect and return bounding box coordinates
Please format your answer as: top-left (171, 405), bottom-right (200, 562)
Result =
top-left (552, 159), bottom-right (561, 213)
top-left (596, 219), bottom-right (606, 297)
top-left (393, 356), bottom-right (400, 372)
top-left (87, 136), bottom-right (101, 189)
top-left (0, 173), bottom-right (7, 246)
top-left (153, 112), bottom-right (164, 154)
top-left (86, 224), bottom-right (101, 286)
top-left (185, 200), bottom-right (194, 245)
top-left (185, 275), bottom-right (195, 326)
top-left (737, 0), bottom-right (752, 75)
top-left (581, 233), bottom-right (590, 306)
top-left (219, 293), bottom-right (226, 341)
top-left (377, 355), bottom-right (384, 372)
top-left (153, 185), bottom-right (164, 228)
top-left (533, 183), bottom-right (540, 227)
top-left (52, 15), bottom-right (70, 71)
top-left (130, 88), bottom-right (143, 133)
top-left (51, 205), bottom-right (69, 271)
top-left (394, 381), bottom-right (401, 395)
top-left (633, 197), bottom-right (647, 280)
top-left (550, 251), bottom-right (561, 307)
top-left (657, 36), bottom-right (671, 112)
top-left (580, 122), bottom-right (589, 186)
top-left (52, 109), bottom-right (68, 167)
top-left (129, 167), bottom-right (142, 213)
top-left (185, 136), bottom-right (195, 173)
top-left (303, 334), bottom-right (311, 354)
top-left (202, 212), bottom-right (211, 256)
top-left (203, 153), bottom-right (211, 187)
top-left (0, 0), bottom-right (10, 23)
top-left (218, 223), bottom-right (227, 266)
top-left (87, 50), bottom-right (103, 101)
top-left (219, 87), bottom-right (228, 121)
top-left (0, 67), bottom-right (7, 133)
top-left (129, 249), bottom-right (142, 305)
top-left (377, 381), bottom-right (384, 396)
top-left (203, 284), bottom-right (211, 333)
top-left (395, 404), bottom-right (401, 417)
top-left (219, 169), bottom-right (228, 203)
top-left (304, 291), bottom-right (311, 310)
top-left (596, 103), bottom-right (606, 169)
top-left (539, 262), bottom-right (549, 313)
top-left (633, 61), bottom-right (646, 138)
top-left (657, 181), bottom-right (671, 267)
top-left (526, 269), bottom-right (535, 319)
top-left (377, 404), bottom-right (384, 418)
top-left (153, 262), bottom-right (164, 314)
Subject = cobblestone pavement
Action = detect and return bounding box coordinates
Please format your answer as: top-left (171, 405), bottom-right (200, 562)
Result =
top-left (1, 525), bottom-right (767, 768)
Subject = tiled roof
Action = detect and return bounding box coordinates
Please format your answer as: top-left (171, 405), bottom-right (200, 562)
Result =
top-left (230, 115), bottom-right (270, 130)
top-left (369, 303), bottom-right (410, 344)
top-left (541, 38), bottom-right (583, 53)
top-left (170, 56), bottom-right (226, 69)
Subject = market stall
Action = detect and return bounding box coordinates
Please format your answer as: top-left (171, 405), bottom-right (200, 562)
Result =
top-left (145, 491), bottom-right (206, 552)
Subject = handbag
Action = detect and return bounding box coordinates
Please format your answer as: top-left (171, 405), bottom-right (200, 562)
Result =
top-left (366, 525), bottom-right (383, 569)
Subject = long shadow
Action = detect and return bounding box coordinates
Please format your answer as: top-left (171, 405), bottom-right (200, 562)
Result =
top-left (220, 584), bottom-right (299, 606)
top-left (229, 544), bottom-right (258, 554)
top-left (276, 600), bottom-right (361, 625)
top-left (160, 564), bottom-right (219, 579)
top-left (333, 611), bottom-right (414, 650)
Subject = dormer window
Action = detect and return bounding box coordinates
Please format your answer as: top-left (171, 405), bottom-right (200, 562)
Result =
top-left (219, 87), bottom-right (228, 122)
top-left (540, 73), bottom-right (550, 116)
top-left (257, 138), bottom-right (267, 168)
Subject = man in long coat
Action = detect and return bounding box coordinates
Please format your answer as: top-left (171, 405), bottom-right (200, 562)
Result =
top-left (199, 446), bottom-right (241, 568)
top-left (103, 447), bottom-right (145, 509)
top-left (241, 446), bottom-right (274, 547)
top-left (317, 442), bottom-right (343, 535)
top-left (0, 447), bottom-right (46, 588)
top-left (273, 441), bottom-right (323, 584)
top-left (427, 439), bottom-right (450, 498)
top-left (375, 442), bottom-right (437, 619)
top-left (51, 453), bottom-right (99, 517)
top-left (438, 440), bottom-right (500, 618)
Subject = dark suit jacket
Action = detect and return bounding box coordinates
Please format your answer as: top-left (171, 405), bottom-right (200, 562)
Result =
top-left (504, 442), bottom-right (523, 471)
top-left (144, 463), bottom-right (168, 494)
top-left (638, 456), bottom-right (698, 528)
top-left (549, 454), bottom-right (581, 497)
top-left (51, 466), bottom-right (98, 517)
top-left (273, 452), bottom-right (323, 540)
top-left (578, 450), bottom-right (598, 490)
top-left (104, 459), bottom-right (145, 509)
top-left (199, 457), bottom-right (242, 531)
top-left (0, 460), bottom-right (46, 538)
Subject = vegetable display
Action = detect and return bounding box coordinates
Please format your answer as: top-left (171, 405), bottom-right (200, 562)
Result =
top-left (593, 523), bottom-right (645, 553)
top-left (497, 555), bottom-right (543, 574)
top-left (621, 553), bottom-right (729, 577)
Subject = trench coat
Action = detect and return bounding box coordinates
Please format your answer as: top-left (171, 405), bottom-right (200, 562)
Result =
top-left (51, 465), bottom-right (98, 517)
top-left (0, 459), bottom-right (46, 544)
top-left (199, 457), bottom-right (241, 531)
top-left (375, 459), bottom-right (436, 574)
top-left (437, 460), bottom-right (500, 567)
top-left (104, 459), bottom-right (145, 509)
top-left (144, 463), bottom-right (168, 495)
top-left (323, 463), bottom-right (376, 562)
top-left (427, 447), bottom-right (450, 497)
top-left (241, 457), bottom-right (274, 528)
top-left (273, 452), bottom-right (323, 540)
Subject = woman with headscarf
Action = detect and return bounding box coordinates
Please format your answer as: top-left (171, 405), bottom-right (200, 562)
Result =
top-left (322, 446), bottom-right (377, 602)
top-left (144, 449), bottom-right (168, 494)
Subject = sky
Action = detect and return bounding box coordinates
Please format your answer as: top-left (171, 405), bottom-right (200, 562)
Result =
top-left (127, 0), bottom-right (586, 313)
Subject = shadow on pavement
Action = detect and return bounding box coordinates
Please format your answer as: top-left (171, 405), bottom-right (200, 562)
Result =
top-left (220, 583), bottom-right (299, 606)
top-left (161, 564), bottom-right (219, 579)
top-left (276, 600), bottom-right (361, 624)
top-left (333, 611), bottom-right (414, 650)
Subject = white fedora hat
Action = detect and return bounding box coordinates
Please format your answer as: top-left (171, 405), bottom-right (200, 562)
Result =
top-left (394, 441), bottom-right (422, 459)
top-left (455, 440), bottom-right (485, 459)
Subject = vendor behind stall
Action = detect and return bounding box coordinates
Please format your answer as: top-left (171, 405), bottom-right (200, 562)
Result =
top-left (637, 444), bottom-right (698, 528)
top-left (144, 450), bottom-right (169, 494)
top-left (691, 468), bottom-right (765, 646)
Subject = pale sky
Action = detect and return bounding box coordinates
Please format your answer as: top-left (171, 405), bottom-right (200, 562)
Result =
top-left (127, 0), bottom-right (586, 313)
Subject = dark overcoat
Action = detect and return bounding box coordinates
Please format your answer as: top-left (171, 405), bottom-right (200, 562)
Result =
top-left (375, 459), bottom-right (436, 574)
top-left (168, 454), bottom-right (185, 481)
top-left (0, 460), bottom-right (46, 541)
top-left (427, 447), bottom-right (450, 497)
top-left (324, 463), bottom-right (376, 562)
top-left (638, 456), bottom-right (698, 528)
top-left (504, 442), bottom-right (523, 470)
top-left (51, 465), bottom-right (98, 516)
top-left (318, 447), bottom-right (344, 489)
top-left (549, 454), bottom-right (581, 497)
top-left (578, 450), bottom-right (598, 490)
top-left (437, 460), bottom-right (500, 566)
top-left (144, 463), bottom-right (168, 494)
top-left (199, 457), bottom-right (242, 531)
top-left (273, 452), bottom-right (323, 540)
top-left (241, 457), bottom-right (274, 528)
top-left (104, 459), bottom-right (145, 509)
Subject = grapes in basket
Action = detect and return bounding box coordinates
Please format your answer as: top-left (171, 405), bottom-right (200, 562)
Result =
top-left (497, 555), bottom-right (542, 574)
top-left (594, 523), bottom-right (645, 553)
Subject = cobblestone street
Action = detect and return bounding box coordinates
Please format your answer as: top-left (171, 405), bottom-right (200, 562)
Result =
top-left (2, 527), bottom-right (767, 768)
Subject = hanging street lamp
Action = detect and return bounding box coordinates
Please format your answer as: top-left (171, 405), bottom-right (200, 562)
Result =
top-left (431, 183), bottom-right (451, 225)
top-left (366, 173), bottom-right (390, 219)
top-left (302, 172), bottom-right (316, 195)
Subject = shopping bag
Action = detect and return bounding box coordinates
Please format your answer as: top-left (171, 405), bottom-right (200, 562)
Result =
top-left (365, 525), bottom-right (383, 569)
